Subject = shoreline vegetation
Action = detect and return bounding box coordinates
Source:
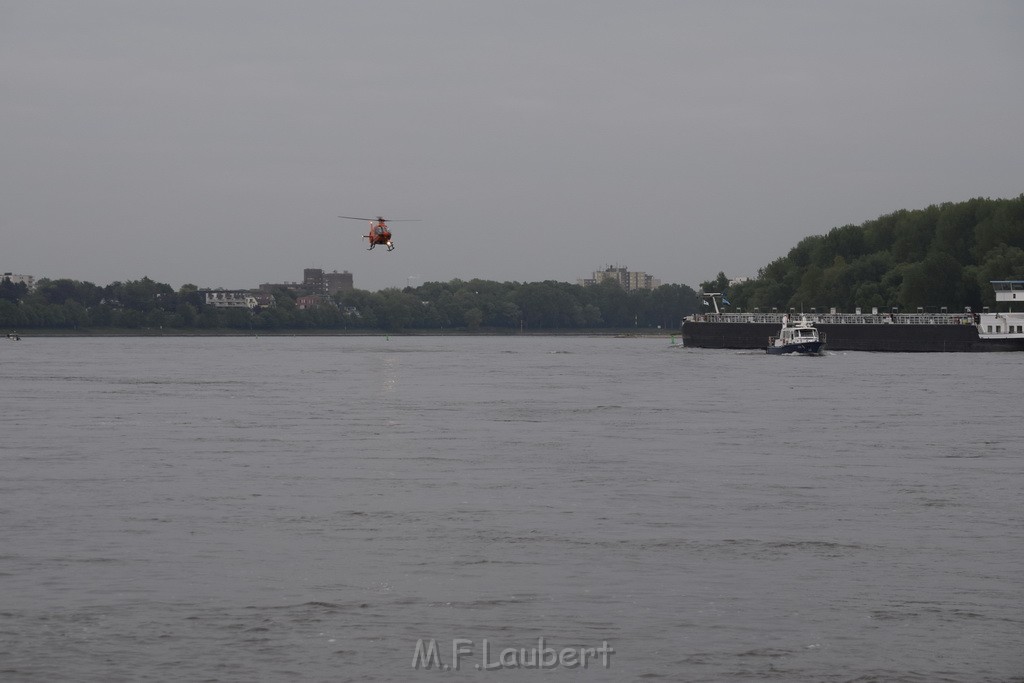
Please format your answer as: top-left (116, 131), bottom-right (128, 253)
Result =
top-left (4, 196), bottom-right (1022, 334)
top-left (0, 277), bottom-right (701, 335)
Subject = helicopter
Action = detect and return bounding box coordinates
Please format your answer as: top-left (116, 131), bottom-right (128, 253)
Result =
top-left (338, 215), bottom-right (419, 252)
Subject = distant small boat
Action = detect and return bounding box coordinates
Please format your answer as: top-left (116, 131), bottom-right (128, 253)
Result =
top-left (6, 332), bottom-right (20, 341)
top-left (766, 316), bottom-right (824, 355)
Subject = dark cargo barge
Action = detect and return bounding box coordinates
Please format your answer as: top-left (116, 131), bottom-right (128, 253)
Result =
top-left (682, 281), bottom-right (1024, 352)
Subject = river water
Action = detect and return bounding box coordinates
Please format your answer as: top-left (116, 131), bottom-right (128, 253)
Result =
top-left (0, 336), bottom-right (1021, 682)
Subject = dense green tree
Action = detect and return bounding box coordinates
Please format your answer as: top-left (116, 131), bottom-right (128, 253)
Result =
top-left (717, 195), bottom-right (1024, 314)
top-left (699, 272), bottom-right (730, 294)
top-left (852, 282), bottom-right (886, 311)
top-left (514, 281), bottom-right (588, 328)
top-left (899, 252), bottom-right (963, 309)
top-left (372, 289), bottom-right (424, 331)
top-left (581, 279), bottom-right (630, 327)
top-left (176, 302), bottom-right (198, 327)
top-left (89, 304), bottom-right (115, 327)
top-left (254, 306), bottom-right (294, 330)
top-left (104, 278), bottom-right (174, 313)
top-left (890, 205), bottom-right (937, 263)
top-left (114, 309), bottom-right (144, 329)
top-left (0, 279), bottom-right (28, 304)
top-left (824, 224), bottom-right (867, 262)
top-left (63, 301), bottom-right (90, 328)
top-left (932, 199), bottom-right (979, 265)
top-left (178, 284), bottom-right (204, 308)
top-left (463, 307), bottom-right (483, 330)
top-left (789, 265), bottom-right (825, 311)
top-left (0, 299), bottom-right (20, 327)
top-left (34, 279), bottom-right (104, 307)
top-left (645, 284), bottom-right (699, 328)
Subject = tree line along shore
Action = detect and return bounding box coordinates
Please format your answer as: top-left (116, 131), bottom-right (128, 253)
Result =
top-left (4, 195), bottom-right (1022, 333)
top-left (0, 277), bottom-right (699, 334)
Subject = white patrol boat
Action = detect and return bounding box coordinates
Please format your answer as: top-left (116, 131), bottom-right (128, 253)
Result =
top-left (766, 315), bottom-right (825, 355)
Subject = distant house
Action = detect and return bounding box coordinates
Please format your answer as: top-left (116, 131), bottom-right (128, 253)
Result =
top-left (202, 290), bottom-right (257, 309)
top-left (296, 294), bottom-right (328, 310)
top-left (250, 291), bottom-right (276, 308)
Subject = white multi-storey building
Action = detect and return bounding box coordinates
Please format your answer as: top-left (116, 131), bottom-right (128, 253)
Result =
top-left (202, 290), bottom-right (258, 309)
top-left (2, 272), bottom-right (35, 290)
top-left (578, 266), bottom-right (661, 291)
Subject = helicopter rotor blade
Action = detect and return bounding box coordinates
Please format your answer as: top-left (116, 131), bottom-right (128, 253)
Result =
top-left (338, 215), bottom-right (421, 222)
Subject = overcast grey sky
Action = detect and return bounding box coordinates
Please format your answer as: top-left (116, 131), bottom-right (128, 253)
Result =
top-left (3, 1), bottom-right (1023, 291)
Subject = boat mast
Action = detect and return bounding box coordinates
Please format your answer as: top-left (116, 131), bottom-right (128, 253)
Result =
top-left (700, 292), bottom-right (723, 314)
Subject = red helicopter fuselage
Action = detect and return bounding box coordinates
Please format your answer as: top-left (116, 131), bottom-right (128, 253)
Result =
top-left (365, 219), bottom-right (394, 251)
top-left (339, 215), bottom-right (413, 252)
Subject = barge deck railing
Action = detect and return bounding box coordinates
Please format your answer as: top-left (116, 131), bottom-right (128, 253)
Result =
top-left (686, 312), bottom-right (975, 325)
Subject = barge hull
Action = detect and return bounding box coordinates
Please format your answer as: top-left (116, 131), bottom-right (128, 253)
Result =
top-left (682, 321), bottom-right (1024, 352)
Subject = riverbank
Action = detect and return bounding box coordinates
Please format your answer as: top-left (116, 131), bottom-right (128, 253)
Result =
top-left (12, 327), bottom-right (675, 338)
